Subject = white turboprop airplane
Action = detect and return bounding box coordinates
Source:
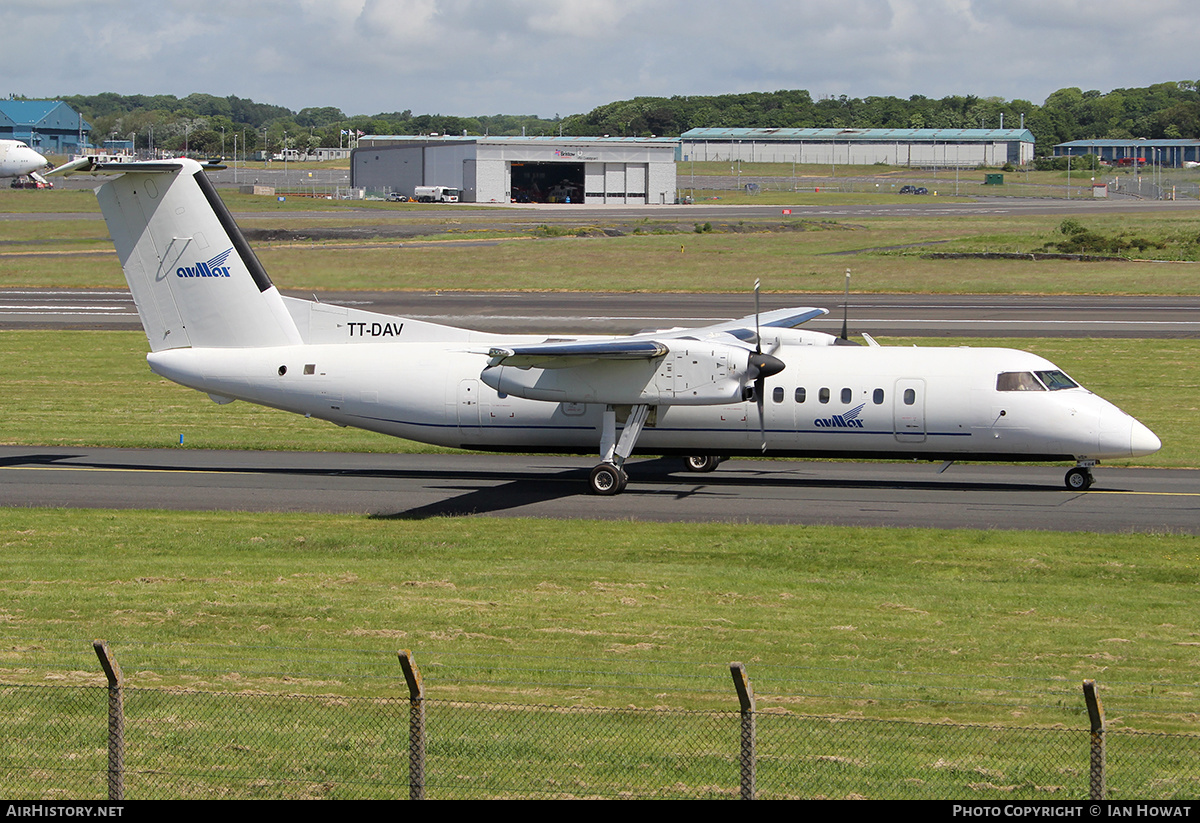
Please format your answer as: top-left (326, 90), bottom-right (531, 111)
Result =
top-left (52, 158), bottom-right (1161, 495)
top-left (0, 139), bottom-right (50, 183)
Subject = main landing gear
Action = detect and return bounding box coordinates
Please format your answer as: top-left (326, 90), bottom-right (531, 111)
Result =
top-left (1065, 460), bottom-right (1097, 491)
top-left (684, 455), bottom-right (723, 473)
top-left (587, 404), bottom-right (651, 495)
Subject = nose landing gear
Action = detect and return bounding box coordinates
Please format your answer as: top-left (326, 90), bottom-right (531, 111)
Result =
top-left (1065, 462), bottom-right (1096, 491)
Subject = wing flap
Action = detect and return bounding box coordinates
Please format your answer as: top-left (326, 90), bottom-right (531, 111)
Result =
top-left (488, 339), bottom-right (669, 369)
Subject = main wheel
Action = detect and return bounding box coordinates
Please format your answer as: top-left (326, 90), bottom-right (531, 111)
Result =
top-left (685, 455), bottom-right (721, 473)
top-left (1065, 467), bottom-right (1093, 491)
top-left (589, 463), bottom-right (627, 495)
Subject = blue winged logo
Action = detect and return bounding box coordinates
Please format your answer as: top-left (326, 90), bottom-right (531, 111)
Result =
top-left (176, 248), bottom-right (235, 279)
top-left (814, 402), bottom-right (866, 429)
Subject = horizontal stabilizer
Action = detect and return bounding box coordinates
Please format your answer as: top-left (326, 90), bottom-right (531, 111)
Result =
top-left (47, 158), bottom-right (226, 177)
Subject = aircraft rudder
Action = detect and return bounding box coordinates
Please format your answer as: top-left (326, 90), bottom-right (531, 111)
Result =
top-left (96, 159), bottom-right (301, 352)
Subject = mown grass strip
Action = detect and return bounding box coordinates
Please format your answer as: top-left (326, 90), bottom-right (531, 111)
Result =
top-left (1, 509), bottom-right (1196, 728)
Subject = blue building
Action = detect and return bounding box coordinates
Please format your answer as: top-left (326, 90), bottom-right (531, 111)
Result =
top-left (0, 100), bottom-right (91, 156)
top-left (1053, 139), bottom-right (1200, 168)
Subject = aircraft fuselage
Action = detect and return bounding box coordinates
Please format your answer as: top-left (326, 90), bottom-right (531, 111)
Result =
top-left (146, 336), bottom-right (1157, 464)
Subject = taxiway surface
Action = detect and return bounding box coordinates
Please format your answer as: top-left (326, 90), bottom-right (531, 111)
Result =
top-left (5, 289), bottom-right (1200, 337)
top-left (1, 447), bottom-right (1195, 533)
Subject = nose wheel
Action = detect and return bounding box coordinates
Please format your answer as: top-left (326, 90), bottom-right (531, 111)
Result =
top-left (1065, 466), bottom-right (1094, 490)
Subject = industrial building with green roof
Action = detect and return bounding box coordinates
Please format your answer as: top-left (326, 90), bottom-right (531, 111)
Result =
top-left (681, 127), bottom-right (1035, 167)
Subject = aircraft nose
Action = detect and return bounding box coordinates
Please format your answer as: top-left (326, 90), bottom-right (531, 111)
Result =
top-left (19, 147), bottom-right (47, 170)
top-left (1129, 418), bottom-right (1161, 457)
top-left (1098, 406), bottom-right (1161, 458)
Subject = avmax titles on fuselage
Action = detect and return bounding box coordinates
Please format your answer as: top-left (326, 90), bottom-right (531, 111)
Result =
top-left (48, 157), bottom-right (1160, 495)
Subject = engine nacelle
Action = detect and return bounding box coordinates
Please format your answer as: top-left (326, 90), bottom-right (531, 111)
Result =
top-left (481, 341), bottom-right (764, 406)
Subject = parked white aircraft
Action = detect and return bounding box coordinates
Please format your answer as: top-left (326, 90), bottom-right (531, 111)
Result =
top-left (52, 158), bottom-right (1161, 495)
top-left (0, 139), bottom-right (49, 183)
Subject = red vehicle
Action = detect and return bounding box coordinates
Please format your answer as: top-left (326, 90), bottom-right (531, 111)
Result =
top-left (1115, 157), bottom-right (1148, 167)
top-left (9, 178), bottom-right (52, 189)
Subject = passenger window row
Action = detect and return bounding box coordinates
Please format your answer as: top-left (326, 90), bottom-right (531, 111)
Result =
top-left (771, 386), bottom-right (894, 405)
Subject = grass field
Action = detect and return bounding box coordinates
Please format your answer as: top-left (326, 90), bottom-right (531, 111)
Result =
top-left (2, 509), bottom-right (1197, 729)
top-left (6, 171), bottom-right (1200, 292)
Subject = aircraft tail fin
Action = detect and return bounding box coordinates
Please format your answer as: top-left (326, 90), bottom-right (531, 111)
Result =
top-left (90, 158), bottom-right (302, 352)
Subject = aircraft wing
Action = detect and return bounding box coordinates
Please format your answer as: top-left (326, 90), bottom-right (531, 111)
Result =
top-left (486, 307), bottom-right (828, 369)
top-left (674, 307), bottom-right (829, 339)
top-left (488, 339), bottom-right (668, 369)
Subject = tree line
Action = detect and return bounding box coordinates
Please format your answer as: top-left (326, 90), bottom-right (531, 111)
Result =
top-left (59, 92), bottom-right (563, 155)
top-left (561, 82), bottom-right (1200, 151)
top-left (55, 81), bottom-right (1200, 157)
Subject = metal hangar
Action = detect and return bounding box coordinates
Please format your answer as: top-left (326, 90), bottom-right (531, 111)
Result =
top-left (681, 127), bottom-right (1036, 167)
top-left (351, 135), bottom-right (679, 204)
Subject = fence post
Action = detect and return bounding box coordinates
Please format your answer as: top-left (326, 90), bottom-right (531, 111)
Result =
top-left (92, 640), bottom-right (124, 802)
top-left (1083, 679), bottom-right (1106, 800)
top-left (730, 662), bottom-right (756, 800)
top-left (398, 649), bottom-right (426, 800)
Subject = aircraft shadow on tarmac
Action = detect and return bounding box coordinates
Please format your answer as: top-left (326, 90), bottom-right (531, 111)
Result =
top-left (2, 452), bottom-right (1079, 519)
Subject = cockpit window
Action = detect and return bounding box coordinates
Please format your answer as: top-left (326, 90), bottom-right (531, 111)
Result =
top-left (996, 372), bottom-right (1045, 391)
top-left (1035, 370), bottom-right (1078, 391)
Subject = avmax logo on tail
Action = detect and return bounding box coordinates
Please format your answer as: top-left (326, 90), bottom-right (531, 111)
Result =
top-left (814, 403), bottom-right (866, 428)
top-left (176, 248), bottom-right (235, 278)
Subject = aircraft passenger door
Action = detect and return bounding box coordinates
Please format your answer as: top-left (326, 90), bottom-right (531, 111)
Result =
top-left (893, 378), bottom-right (926, 443)
top-left (457, 379), bottom-right (482, 439)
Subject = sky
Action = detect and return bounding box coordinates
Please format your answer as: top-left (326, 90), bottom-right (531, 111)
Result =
top-left (9, 0), bottom-right (1200, 118)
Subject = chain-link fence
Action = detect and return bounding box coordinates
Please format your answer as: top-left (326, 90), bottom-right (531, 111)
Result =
top-left (1102, 174), bottom-right (1200, 201)
top-left (2, 645), bottom-right (1198, 800)
top-left (675, 172), bottom-right (1193, 200)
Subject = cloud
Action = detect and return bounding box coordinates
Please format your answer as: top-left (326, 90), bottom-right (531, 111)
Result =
top-left (4, 0), bottom-right (1199, 117)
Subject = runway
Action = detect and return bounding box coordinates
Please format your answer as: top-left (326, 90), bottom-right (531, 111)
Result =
top-left (4, 288), bottom-right (1200, 337)
top-left (1, 447), bottom-right (1195, 533)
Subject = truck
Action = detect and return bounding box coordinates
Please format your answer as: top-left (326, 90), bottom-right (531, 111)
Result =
top-left (413, 185), bottom-right (460, 203)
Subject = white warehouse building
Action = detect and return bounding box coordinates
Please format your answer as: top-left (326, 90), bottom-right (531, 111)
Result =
top-left (681, 128), bottom-right (1036, 167)
top-left (352, 135), bottom-right (680, 204)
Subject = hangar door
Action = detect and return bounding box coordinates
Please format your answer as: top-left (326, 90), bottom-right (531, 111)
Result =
top-left (585, 163), bottom-right (649, 204)
top-left (509, 162), bottom-right (583, 203)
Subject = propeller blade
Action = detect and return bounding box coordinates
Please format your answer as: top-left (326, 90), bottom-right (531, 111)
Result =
top-left (748, 282), bottom-right (779, 452)
top-left (745, 350), bottom-right (784, 453)
top-left (840, 268), bottom-right (851, 341)
top-left (753, 278), bottom-right (762, 353)
top-left (756, 375), bottom-right (767, 451)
